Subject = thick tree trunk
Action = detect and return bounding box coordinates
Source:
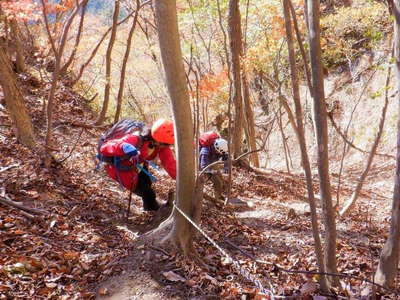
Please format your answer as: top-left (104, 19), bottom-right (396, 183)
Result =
top-left (282, 0), bottom-right (328, 291)
top-left (0, 46), bottom-right (35, 148)
top-left (114, 0), bottom-right (140, 123)
top-left (374, 0), bottom-right (400, 287)
top-left (154, 0), bottom-right (196, 255)
top-left (9, 19), bottom-right (26, 73)
top-left (228, 0), bottom-right (244, 158)
top-left (306, 0), bottom-right (338, 285)
top-left (95, 0), bottom-right (120, 125)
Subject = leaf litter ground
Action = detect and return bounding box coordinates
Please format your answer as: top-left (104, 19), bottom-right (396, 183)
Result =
top-left (0, 75), bottom-right (399, 299)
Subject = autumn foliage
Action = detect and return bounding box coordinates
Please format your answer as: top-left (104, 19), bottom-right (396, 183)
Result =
top-left (1, 0), bottom-right (77, 21)
top-left (193, 69), bottom-right (229, 99)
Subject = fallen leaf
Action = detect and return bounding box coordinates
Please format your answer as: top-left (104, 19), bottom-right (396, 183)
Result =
top-left (254, 293), bottom-right (269, 300)
top-left (162, 271), bottom-right (186, 282)
top-left (203, 273), bottom-right (218, 285)
top-left (300, 281), bottom-right (317, 295)
top-left (25, 190), bottom-right (39, 198)
top-left (5, 262), bottom-right (26, 274)
top-left (49, 219), bottom-right (57, 229)
top-left (221, 256), bottom-right (232, 266)
top-left (98, 287), bottom-right (109, 295)
top-left (45, 282), bottom-right (57, 288)
top-left (186, 279), bottom-right (196, 287)
top-left (64, 251), bottom-right (80, 261)
top-left (0, 285), bottom-right (10, 292)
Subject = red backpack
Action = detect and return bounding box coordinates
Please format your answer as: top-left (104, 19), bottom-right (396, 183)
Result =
top-left (199, 131), bottom-right (219, 147)
top-left (97, 119), bottom-right (145, 170)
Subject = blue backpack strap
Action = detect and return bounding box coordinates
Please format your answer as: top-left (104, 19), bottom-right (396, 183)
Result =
top-left (113, 156), bottom-right (134, 171)
top-left (136, 163), bottom-right (157, 182)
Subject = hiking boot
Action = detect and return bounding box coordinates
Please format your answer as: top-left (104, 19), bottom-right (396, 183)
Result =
top-left (143, 201), bottom-right (160, 211)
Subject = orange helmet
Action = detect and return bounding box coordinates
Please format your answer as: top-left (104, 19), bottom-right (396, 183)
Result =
top-left (151, 119), bottom-right (174, 145)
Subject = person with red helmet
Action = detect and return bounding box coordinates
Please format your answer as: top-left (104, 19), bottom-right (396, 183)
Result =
top-left (198, 131), bottom-right (229, 201)
top-left (99, 118), bottom-right (176, 211)
top-left (199, 131), bottom-right (228, 171)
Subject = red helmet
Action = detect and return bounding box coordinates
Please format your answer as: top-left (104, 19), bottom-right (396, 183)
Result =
top-left (151, 119), bottom-right (174, 144)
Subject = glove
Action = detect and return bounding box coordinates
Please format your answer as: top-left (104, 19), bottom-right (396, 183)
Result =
top-left (122, 143), bottom-right (138, 157)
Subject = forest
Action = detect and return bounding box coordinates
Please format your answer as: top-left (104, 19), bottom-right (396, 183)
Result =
top-left (0, 0), bottom-right (399, 299)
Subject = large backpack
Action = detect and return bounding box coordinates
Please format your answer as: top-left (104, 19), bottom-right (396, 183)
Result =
top-left (199, 131), bottom-right (220, 147)
top-left (97, 119), bottom-right (145, 170)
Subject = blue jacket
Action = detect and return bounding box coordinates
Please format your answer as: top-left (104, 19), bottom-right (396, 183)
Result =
top-left (199, 145), bottom-right (228, 170)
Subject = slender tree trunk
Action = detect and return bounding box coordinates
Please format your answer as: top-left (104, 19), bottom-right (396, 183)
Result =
top-left (282, 0), bottom-right (328, 291)
top-left (216, 0), bottom-right (234, 204)
top-left (238, 0), bottom-right (258, 166)
top-left (228, 0), bottom-right (244, 158)
top-left (24, 21), bottom-right (37, 51)
top-left (60, 0), bottom-right (88, 76)
top-left (154, 0), bottom-right (196, 255)
top-left (288, 0), bottom-right (312, 95)
top-left (41, 0), bottom-right (81, 164)
top-left (277, 106), bottom-right (291, 173)
top-left (10, 19), bottom-right (26, 73)
top-left (95, 0), bottom-right (120, 125)
top-left (114, 0), bottom-right (140, 123)
top-left (0, 46), bottom-right (35, 148)
top-left (374, 1), bottom-right (400, 287)
top-left (340, 66), bottom-right (391, 217)
top-left (242, 71), bottom-right (259, 167)
top-left (72, 11), bottom-right (133, 86)
top-left (307, 0), bottom-right (338, 285)
top-left (127, 83), bottom-right (147, 121)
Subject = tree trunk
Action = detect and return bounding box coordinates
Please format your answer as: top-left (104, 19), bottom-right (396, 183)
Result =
top-left (41, 0), bottom-right (81, 164)
top-left (154, 0), bottom-right (196, 255)
top-left (114, 0), bottom-right (140, 123)
top-left (306, 0), bottom-right (338, 285)
top-left (241, 0), bottom-right (258, 167)
top-left (72, 11), bottom-right (134, 86)
top-left (374, 0), bottom-right (400, 287)
top-left (228, 0), bottom-right (244, 158)
top-left (9, 19), bottom-right (26, 73)
top-left (0, 46), bottom-right (35, 148)
top-left (340, 65), bottom-right (391, 217)
top-left (288, 0), bottom-right (313, 95)
top-left (282, 0), bottom-right (328, 291)
top-left (95, 0), bottom-right (120, 125)
top-left (277, 106), bottom-right (291, 173)
top-left (242, 71), bottom-right (259, 167)
top-left (60, 0), bottom-right (88, 76)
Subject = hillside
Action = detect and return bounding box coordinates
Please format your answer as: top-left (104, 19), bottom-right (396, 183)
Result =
top-left (0, 80), bottom-right (396, 298)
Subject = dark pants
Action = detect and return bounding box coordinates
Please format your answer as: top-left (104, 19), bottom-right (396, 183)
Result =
top-left (135, 167), bottom-right (159, 211)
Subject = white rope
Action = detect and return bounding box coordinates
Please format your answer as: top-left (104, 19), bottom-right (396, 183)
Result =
top-left (173, 204), bottom-right (276, 299)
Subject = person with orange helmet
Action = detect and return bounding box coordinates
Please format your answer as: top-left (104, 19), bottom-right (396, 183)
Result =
top-left (98, 118), bottom-right (176, 211)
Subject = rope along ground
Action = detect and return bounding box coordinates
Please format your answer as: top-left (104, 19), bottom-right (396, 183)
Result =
top-left (173, 204), bottom-right (276, 299)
